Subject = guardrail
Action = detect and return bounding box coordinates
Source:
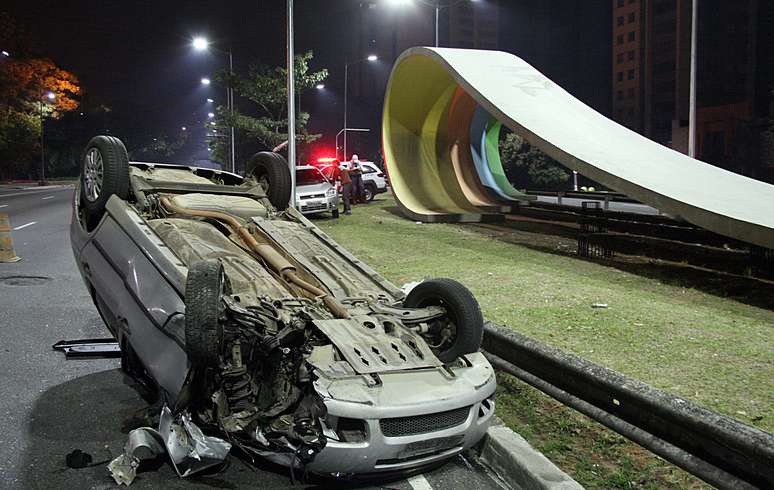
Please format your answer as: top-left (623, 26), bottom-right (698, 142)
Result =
top-left (482, 322), bottom-right (774, 490)
top-left (526, 190), bottom-right (642, 206)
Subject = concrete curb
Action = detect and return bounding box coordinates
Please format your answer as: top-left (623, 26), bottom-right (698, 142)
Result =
top-left (481, 418), bottom-right (583, 490)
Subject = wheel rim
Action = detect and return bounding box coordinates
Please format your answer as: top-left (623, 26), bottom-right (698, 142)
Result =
top-left (365, 188), bottom-right (373, 201)
top-left (83, 148), bottom-right (104, 202)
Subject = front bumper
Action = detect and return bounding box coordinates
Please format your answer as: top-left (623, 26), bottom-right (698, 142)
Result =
top-left (297, 195), bottom-right (338, 215)
top-left (308, 352), bottom-right (496, 475)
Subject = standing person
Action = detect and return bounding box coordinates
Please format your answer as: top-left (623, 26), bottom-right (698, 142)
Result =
top-left (349, 154), bottom-right (365, 204)
top-left (337, 163), bottom-right (353, 215)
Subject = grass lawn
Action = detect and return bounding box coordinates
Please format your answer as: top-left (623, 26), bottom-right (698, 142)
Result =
top-left (314, 193), bottom-right (774, 489)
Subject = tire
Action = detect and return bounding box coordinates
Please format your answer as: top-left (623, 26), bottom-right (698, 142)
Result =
top-left (80, 135), bottom-right (130, 225)
top-left (184, 260), bottom-right (227, 366)
top-left (403, 278), bottom-right (483, 362)
top-left (246, 152), bottom-right (291, 210)
top-left (332, 209), bottom-right (340, 219)
top-left (364, 184), bottom-right (375, 202)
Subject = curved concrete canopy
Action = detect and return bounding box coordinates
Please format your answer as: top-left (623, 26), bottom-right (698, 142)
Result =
top-left (448, 88), bottom-right (504, 208)
top-left (382, 47), bottom-right (774, 248)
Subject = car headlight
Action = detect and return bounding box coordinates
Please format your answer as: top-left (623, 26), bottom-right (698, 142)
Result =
top-left (326, 188), bottom-right (336, 197)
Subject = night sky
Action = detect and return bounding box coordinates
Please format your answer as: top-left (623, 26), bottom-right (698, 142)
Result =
top-left (4, 0), bottom-right (612, 164)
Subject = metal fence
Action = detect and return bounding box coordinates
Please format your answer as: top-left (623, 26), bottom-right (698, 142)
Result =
top-left (482, 322), bottom-right (774, 490)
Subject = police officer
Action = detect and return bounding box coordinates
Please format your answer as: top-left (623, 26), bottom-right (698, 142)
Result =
top-left (349, 154), bottom-right (365, 204)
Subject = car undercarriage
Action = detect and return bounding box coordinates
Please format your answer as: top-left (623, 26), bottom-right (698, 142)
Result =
top-left (71, 136), bottom-right (496, 483)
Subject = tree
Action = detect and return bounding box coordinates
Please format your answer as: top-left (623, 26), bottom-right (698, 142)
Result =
top-left (499, 132), bottom-right (570, 190)
top-left (210, 51), bottom-right (328, 169)
top-left (0, 56), bottom-right (81, 179)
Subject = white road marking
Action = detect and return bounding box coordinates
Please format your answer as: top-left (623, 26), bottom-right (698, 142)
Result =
top-left (0, 204), bottom-right (7, 208)
top-left (41, 196), bottom-right (54, 200)
top-left (0, 186), bottom-right (66, 200)
top-left (14, 221), bottom-right (36, 230)
top-left (407, 474), bottom-right (434, 490)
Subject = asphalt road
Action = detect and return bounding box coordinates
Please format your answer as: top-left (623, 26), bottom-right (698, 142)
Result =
top-left (0, 185), bottom-right (507, 489)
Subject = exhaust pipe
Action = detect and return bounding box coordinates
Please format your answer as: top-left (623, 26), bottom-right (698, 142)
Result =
top-left (160, 196), bottom-right (349, 319)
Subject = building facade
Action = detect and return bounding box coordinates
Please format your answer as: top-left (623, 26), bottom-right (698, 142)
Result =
top-left (611, 0), bottom-right (773, 181)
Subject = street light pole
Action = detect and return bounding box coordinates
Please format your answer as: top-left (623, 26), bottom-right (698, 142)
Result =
top-left (435, 1), bottom-right (440, 47)
top-left (39, 91), bottom-right (54, 184)
top-left (39, 99), bottom-right (45, 183)
top-left (344, 62), bottom-right (349, 162)
top-left (228, 50), bottom-right (236, 173)
top-left (343, 55), bottom-right (377, 162)
top-left (688, 0), bottom-right (698, 158)
top-left (287, 0), bottom-right (297, 208)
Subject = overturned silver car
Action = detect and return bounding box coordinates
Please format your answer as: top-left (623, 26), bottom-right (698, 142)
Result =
top-left (71, 135), bottom-right (496, 479)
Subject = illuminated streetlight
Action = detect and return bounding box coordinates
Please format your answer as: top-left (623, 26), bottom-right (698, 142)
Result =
top-left (191, 35), bottom-right (235, 173)
top-left (207, 112), bottom-right (215, 118)
top-left (1, 50), bottom-right (9, 57)
top-left (181, 126), bottom-right (187, 131)
top-left (47, 92), bottom-right (56, 100)
top-left (210, 121), bottom-right (216, 126)
top-left (206, 98), bottom-right (214, 103)
top-left (192, 36), bottom-right (209, 51)
top-left (201, 77), bottom-right (211, 85)
top-left (316, 83), bottom-right (325, 90)
top-left (343, 54), bottom-right (379, 159)
top-left (386, 0), bottom-right (479, 47)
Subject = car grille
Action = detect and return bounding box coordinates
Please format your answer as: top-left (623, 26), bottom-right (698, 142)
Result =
top-left (300, 193), bottom-right (326, 200)
top-left (380, 406), bottom-right (471, 437)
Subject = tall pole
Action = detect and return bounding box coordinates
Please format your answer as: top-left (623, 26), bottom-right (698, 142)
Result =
top-left (287, 0), bottom-right (296, 208)
top-left (688, 0), bottom-right (698, 158)
top-left (228, 50), bottom-right (236, 173)
top-left (39, 99), bottom-right (45, 183)
top-left (435, 1), bottom-right (440, 47)
top-left (344, 62), bottom-right (349, 162)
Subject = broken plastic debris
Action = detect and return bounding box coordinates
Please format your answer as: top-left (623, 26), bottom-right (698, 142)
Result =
top-left (591, 303), bottom-right (609, 309)
top-left (108, 427), bottom-right (164, 485)
top-left (107, 406), bottom-right (231, 485)
top-left (108, 453), bottom-right (141, 486)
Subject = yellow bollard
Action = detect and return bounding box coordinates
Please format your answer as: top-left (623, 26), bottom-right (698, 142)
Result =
top-left (0, 213), bottom-right (21, 263)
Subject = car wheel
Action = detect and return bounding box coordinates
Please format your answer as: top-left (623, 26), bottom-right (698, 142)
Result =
top-left (80, 135), bottom-right (130, 225)
top-left (364, 185), bottom-right (375, 202)
top-left (246, 152), bottom-right (291, 210)
top-left (403, 278), bottom-right (483, 363)
top-left (332, 209), bottom-right (340, 219)
top-left (184, 260), bottom-right (228, 366)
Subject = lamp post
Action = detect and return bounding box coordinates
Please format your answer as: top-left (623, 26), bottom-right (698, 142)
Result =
top-left (39, 91), bottom-right (55, 184)
top-left (386, 0), bottom-right (479, 47)
top-left (193, 37), bottom-right (236, 173)
top-left (287, 0), bottom-right (297, 208)
top-left (343, 55), bottom-right (378, 162)
top-left (688, 0), bottom-right (698, 158)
